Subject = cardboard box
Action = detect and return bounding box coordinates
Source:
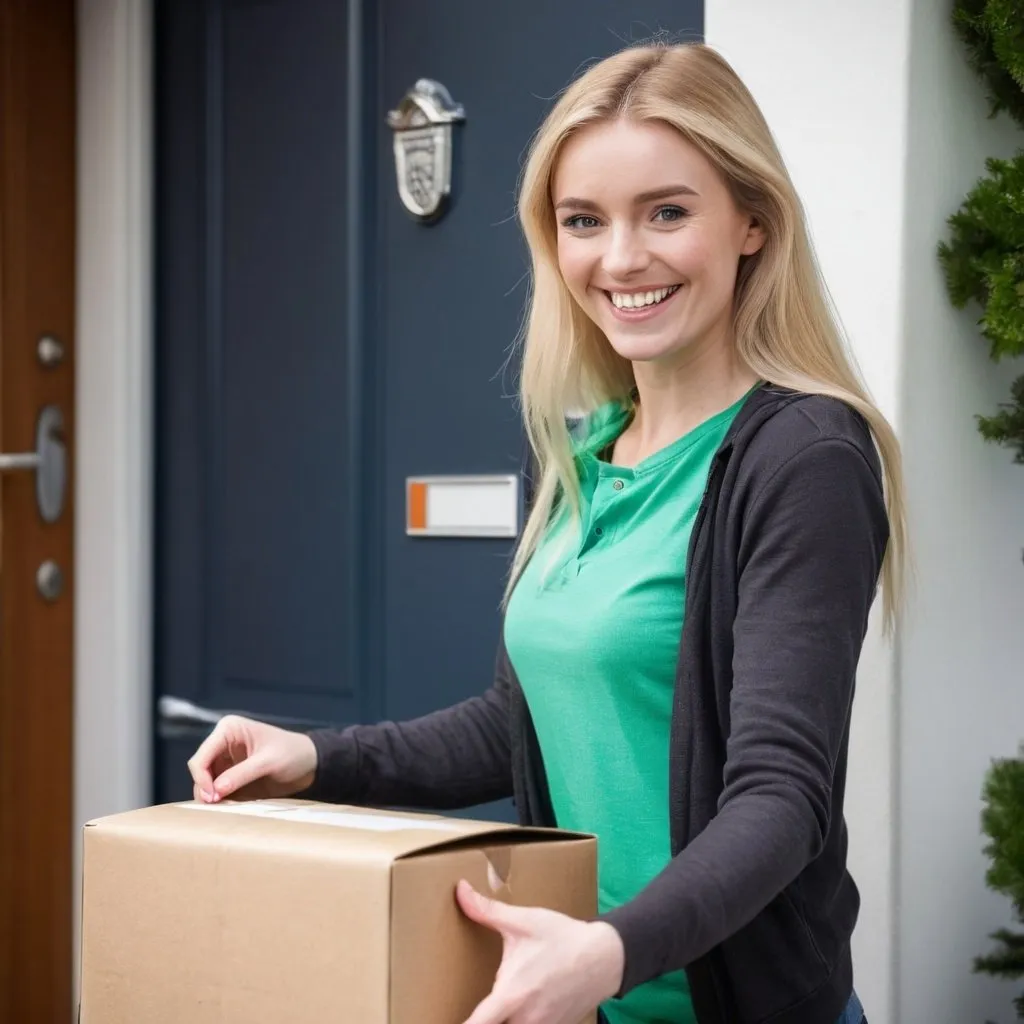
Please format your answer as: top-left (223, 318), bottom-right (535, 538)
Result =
top-left (79, 799), bottom-right (597, 1023)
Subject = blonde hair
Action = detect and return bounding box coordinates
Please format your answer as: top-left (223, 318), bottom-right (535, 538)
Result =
top-left (508, 42), bottom-right (907, 632)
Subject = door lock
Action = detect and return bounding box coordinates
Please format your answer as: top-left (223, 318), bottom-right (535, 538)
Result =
top-left (0, 404), bottom-right (66, 522)
top-left (37, 335), bottom-right (65, 368)
top-left (36, 560), bottom-right (63, 602)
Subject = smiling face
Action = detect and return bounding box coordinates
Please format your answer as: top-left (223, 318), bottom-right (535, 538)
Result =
top-left (552, 119), bottom-right (765, 368)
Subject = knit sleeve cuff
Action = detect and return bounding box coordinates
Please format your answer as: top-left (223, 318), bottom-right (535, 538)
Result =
top-left (296, 727), bottom-right (362, 804)
top-left (597, 898), bottom-right (666, 997)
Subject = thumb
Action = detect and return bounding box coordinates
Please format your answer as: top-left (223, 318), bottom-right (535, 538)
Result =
top-left (456, 880), bottom-right (525, 935)
top-left (212, 752), bottom-right (270, 799)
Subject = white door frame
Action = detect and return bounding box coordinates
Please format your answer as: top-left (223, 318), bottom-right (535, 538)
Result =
top-left (73, 0), bottom-right (153, 1007)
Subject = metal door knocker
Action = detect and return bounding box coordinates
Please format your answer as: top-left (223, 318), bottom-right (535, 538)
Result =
top-left (386, 79), bottom-right (465, 223)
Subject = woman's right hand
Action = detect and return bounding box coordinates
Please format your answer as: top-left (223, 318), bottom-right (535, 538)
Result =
top-left (186, 715), bottom-right (318, 803)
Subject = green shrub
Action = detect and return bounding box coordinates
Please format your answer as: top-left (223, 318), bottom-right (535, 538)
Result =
top-left (976, 755), bottom-right (1024, 1020)
top-left (939, 0), bottom-right (1024, 463)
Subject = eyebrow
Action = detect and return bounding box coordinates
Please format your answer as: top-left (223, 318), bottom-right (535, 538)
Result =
top-left (553, 184), bottom-right (699, 212)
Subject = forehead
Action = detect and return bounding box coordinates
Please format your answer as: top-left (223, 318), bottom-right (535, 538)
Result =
top-left (551, 119), bottom-right (715, 199)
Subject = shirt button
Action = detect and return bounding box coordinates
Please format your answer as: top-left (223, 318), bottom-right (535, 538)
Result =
top-left (612, 479), bottom-right (624, 491)
top-left (594, 526), bottom-right (603, 536)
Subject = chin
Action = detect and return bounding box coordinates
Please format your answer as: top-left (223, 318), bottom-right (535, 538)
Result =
top-left (605, 332), bottom-right (687, 365)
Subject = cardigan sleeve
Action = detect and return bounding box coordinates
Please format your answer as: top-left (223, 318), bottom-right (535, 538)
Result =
top-left (300, 635), bottom-right (515, 809)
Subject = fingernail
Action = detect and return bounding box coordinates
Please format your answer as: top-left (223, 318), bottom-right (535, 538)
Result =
top-left (200, 789), bottom-right (212, 802)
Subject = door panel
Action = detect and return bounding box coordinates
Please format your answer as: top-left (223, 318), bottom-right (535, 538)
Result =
top-left (0, 0), bottom-right (76, 1019)
top-left (155, 0), bottom-right (359, 757)
top-left (219, 0), bottom-right (353, 718)
top-left (154, 0), bottom-right (701, 808)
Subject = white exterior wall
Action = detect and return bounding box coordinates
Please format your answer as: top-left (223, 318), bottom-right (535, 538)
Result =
top-left (707, 1), bottom-right (1024, 1022)
top-left (898, 0), bottom-right (1024, 1020)
top-left (75, 2), bottom-right (1024, 1021)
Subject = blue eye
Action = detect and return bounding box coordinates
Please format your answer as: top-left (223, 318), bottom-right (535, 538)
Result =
top-left (654, 206), bottom-right (687, 223)
top-left (562, 214), bottom-right (601, 230)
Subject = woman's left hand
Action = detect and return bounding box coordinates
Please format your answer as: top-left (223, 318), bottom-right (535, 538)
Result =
top-left (455, 878), bottom-right (625, 1024)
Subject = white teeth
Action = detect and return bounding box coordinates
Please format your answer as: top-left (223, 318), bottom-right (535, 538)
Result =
top-left (609, 285), bottom-right (678, 310)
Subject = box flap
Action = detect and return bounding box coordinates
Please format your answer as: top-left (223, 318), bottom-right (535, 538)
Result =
top-left (84, 800), bottom-right (588, 864)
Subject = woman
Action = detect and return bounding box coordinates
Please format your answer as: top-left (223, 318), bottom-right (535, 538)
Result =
top-left (188, 42), bottom-right (903, 1024)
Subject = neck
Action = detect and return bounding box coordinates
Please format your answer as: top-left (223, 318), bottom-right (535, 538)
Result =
top-left (626, 328), bottom-right (757, 458)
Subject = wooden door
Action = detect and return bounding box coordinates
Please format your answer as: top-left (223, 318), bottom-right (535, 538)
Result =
top-left (0, 0), bottom-right (77, 1020)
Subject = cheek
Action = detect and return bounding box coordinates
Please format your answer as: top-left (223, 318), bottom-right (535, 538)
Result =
top-left (665, 229), bottom-right (740, 295)
top-left (556, 239), bottom-right (597, 305)
top-left (664, 231), bottom-right (715, 278)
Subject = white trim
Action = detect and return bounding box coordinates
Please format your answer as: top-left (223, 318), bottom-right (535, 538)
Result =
top-left (73, 0), bottom-right (153, 1011)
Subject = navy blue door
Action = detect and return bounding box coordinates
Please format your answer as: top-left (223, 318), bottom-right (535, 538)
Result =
top-left (153, 0), bottom-right (701, 817)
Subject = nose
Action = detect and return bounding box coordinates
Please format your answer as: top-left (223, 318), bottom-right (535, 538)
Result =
top-left (601, 224), bottom-right (651, 280)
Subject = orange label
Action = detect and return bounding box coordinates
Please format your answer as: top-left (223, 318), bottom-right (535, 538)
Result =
top-left (407, 481), bottom-right (427, 530)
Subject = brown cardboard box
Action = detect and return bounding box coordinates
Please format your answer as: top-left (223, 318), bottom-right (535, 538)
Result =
top-left (79, 799), bottom-right (597, 1023)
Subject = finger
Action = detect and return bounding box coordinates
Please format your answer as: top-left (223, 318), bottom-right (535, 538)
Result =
top-left (187, 724), bottom-right (230, 799)
top-left (462, 989), bottom-right (516, 1024)
top-left (212, 751), bottom-right (270, 799)
top-left (209, 750), bottom-right (235, 785)
top-left (456, 880), bottom-right (526, 936)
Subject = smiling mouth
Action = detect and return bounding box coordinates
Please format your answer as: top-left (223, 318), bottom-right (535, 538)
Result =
top-left (604, 285), bottom-right (681, 310)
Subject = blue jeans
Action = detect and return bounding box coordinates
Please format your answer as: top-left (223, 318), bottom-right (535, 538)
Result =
top-left (596, 990), bottom-right (866, 1023)
top-left (839, 989), bottom-right (867, 1024)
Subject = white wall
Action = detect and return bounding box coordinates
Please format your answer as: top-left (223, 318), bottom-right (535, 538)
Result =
top-left (705, 3), bottom-right (912, 1019)
top-left (74, 0), bottom-right (153, 1010)
top-left (898, 0), bottom-right (1024, 1019)
top-left (707, 2), bottom-right (1024, 1022)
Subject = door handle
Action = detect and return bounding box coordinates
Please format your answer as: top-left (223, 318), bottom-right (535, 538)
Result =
top-left (157, 695), bottom-right (335, 738)
top-left (0, 404), bottom-right (66, 523)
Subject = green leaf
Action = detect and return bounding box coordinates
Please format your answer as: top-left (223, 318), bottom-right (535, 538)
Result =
top-left (976, 374), bottom-right (1024, 462)
top-left (953, 0), bottom-right (1024, 127)
top-left (938, 145), bottom-right (1024, 452)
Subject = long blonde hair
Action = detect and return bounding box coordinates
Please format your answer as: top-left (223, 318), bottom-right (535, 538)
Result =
top-left (508, 42), bottom-right (907, 631)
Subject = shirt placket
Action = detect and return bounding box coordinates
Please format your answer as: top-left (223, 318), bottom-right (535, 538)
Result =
top-left (579, 464), bottom-right (631, 558)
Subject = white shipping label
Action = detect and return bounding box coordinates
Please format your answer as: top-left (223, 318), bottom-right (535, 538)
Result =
top-left (180, 801), bottom-right (464, 832)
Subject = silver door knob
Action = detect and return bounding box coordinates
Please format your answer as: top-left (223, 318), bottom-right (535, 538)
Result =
top-left (0, 405), bottom-right (66, 523)
top-left (36, 560), bottom-right (63, 602)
